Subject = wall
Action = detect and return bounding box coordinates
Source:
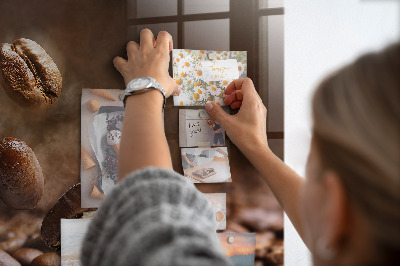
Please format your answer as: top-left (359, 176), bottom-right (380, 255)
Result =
top-left (285, 0), bottom-right (400, 265)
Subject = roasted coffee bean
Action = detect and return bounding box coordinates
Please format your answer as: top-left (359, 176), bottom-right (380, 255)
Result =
top-left (0, 233), bottom-right (26, 253)
top-left (12, 248), bottom-right (43, 266)
top-left (234, 208), bottom-right (284, 232)
top-left (0, 231), bottom-right (15, 242)
top-left (0, 137), bottom-right (44, 210)
top-left (22, 234), bottom-right (53, 253)
top-left (226, 222), bottom-right (250, 233)
top-left (41, 183), bottom-right (96, 248)
top-left (0, 38), bottom-right (62, 109)
top-left (30, 252), bottom-right (60, 266)
top-left (0, 249), bottom-right (21, 266)
top-left (256, 231), bottom-right (275, 251)
top-left (265, 240), bottom-right (284, 265)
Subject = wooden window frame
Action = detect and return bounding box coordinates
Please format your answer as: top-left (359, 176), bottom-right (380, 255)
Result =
top-left (126, 0), bottom-right (284, 140)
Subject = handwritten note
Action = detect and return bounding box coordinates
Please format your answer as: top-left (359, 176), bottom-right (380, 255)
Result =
top-left (188, 121), bottom-right (202, 138)
top-left (199, 59), bottom-right (239, 82)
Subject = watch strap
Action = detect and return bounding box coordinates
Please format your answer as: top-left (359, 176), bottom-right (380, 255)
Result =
top-left (120, 77), bottom-right (166, 109)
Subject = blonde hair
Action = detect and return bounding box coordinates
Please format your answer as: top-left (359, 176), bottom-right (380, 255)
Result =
top-left (312, 43), bottom-right (400, 264)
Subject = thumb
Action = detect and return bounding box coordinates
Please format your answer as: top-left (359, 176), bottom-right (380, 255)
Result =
top-left (205, 102), bottom-right (231, 128)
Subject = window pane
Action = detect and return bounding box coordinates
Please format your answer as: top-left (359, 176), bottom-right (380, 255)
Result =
top-left (183, 0), bottom-right (229, 15)
top-left (259, 15), bottom-right (284, 132)
top-left (269, 139), bottom-right (284, 160)
top-left (127, 23), bottom-right (178, 46)
top-left (260, 0), bottom-right (284, 9)
top-left (127, 0), bottom-right (177, 19)
top-left (184, 19), bottom-right (229, 51)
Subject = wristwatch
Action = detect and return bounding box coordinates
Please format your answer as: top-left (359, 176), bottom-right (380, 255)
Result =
top-left (119, 77), bottom-right (166, 109)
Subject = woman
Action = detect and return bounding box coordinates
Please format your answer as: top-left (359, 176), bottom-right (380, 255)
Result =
top-left (202, 117), bottom-right (225, 146)
top-left (81, 29), bottom-right (400, 265)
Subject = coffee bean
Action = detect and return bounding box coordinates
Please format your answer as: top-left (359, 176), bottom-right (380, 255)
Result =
top-left (30, 252), bottom-right (60, 266)
top-left (0, 233), bottom-right (27, 253)
top-left (234, 208), bottom-right (284, 232)
top-left (0, 249), bottom-right (21, 266)
top-left (22, 234), bottom-right (53, 253)
top-left (0, 38), bottom-right (62, 109)
top-left (256, 231), bottom-right (275, 251)
top-left (265, 240), bottom-right (284, 264)
top-left (225, 222), bottom-right (250, 233)
top-left (41, 183), bottom-right (96, 248)
top-left (0, 137), bottom-right (44, 210)
top-left (12, 248), bottom-right (43, 266)
top-left (0, 231), bottom-right (15, 242)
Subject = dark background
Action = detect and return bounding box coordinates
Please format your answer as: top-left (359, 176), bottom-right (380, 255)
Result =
top-left (0, 0), bottom-right (284, 265)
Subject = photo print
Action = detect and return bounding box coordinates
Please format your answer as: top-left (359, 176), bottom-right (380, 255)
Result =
top-left (89, 106), bottom-right (124, 195)
top-left (181, 147), bottom-right (231, 183)
top-left (218, 233), bottom-right (256, 266)
top-left (81, 88), bottom-right (125, 208)
top-left (205, 193), bottom-right (227, 230)
top-left (61, 218), bottom-right (92, 266)
top-left (172, 49), bottom-right (247, 106)
top-left (179, 109), bottom-right (226, 147)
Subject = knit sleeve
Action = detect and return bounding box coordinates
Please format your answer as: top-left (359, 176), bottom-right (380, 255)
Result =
top-left (80, 167), bottom-right (232, 266)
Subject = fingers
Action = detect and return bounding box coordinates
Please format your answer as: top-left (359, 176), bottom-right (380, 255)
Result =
top-left (113, 56), bottom-right (127, 73)
top-left (140, 29), bottom-right (155, 51)
top-left (171, 86), bottom-right (182, 96)
top-left (223, 90), bottom-right (243, 106)
top-left (230, 101), bottom-right (242, 109)
top-left (155, 31), bottom-right (173, 53)
top-left (224, 78), bottom-right (256, 96)
top-left (126, 41), bottom-right (139, 59)
top-left (205, 102), bottom-right (231, 128)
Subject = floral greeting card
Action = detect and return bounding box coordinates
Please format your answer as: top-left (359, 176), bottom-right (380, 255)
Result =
top-left (172, 49), bottom-right (247, 106)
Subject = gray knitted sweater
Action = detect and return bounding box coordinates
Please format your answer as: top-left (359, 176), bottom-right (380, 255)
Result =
top-left (81, 167), bottom-right (232, 266)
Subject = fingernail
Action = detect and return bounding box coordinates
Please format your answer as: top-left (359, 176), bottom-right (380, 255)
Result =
top-left (205, 102), bottom-right (214, 111)
top-left (177, 86), bottom-right (182, 95)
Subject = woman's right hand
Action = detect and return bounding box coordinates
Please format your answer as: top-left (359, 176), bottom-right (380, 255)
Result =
top-left (205, 78), bottom-right (269, 155)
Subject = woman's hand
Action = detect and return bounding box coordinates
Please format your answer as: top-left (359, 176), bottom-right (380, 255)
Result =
top-left (205, 78), bottom-right (268, 155)
top-left (113, 29), bottom-right (180, 97)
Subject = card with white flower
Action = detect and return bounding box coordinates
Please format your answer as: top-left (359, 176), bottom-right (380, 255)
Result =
top-left (172, 49), bottom-right (247, 106)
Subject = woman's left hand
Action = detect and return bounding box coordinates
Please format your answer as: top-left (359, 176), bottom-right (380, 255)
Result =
top-left (113, 29), bottom-right (180, 97)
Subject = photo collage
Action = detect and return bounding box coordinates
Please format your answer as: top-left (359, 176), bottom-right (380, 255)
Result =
top-left (75, 49), bottom-right (255, 265)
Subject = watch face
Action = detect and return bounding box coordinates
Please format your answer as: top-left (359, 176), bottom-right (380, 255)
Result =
top-left (129, 77), bottom-right (151, 90)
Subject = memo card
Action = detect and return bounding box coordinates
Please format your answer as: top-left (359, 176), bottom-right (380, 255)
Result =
top-left (172, 49), bottom-right (247, 106)
top-left (179, 109), bottom-right (226, 147)
top-left (61, 218), bottom-right (91, 266)
top-left (218, 233), bottom-right (256, 266)
top-left (181, 147), bottom-right (231, 183)
top-left (205, 193), bottom-right (227, 230)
